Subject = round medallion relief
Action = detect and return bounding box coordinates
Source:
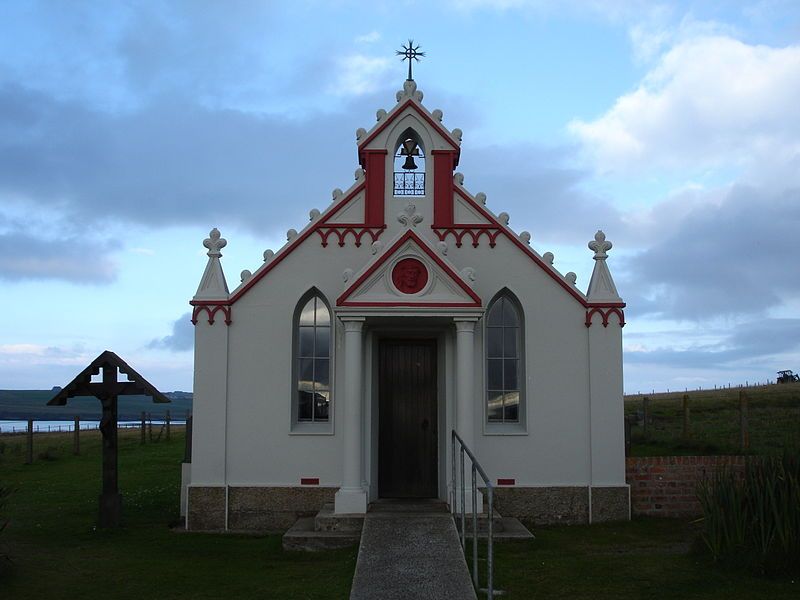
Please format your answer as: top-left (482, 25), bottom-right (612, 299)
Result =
top-left (391, 258), bottom-right (428, 294)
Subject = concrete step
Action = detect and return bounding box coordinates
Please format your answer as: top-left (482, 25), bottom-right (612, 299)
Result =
top-left (315, 503), bottom-right (365, 532)
top-left (457, 516), bottom-right (535, 540)
top-left (368, 498), bottom-right (450, 513)
top-left (282, 517), bottom-right (361, 552)
top-left (453, 510), bottom-right (505, 533)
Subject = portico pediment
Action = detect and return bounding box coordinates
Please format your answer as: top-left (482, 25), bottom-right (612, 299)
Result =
top-left (336, 230), bottom-right (481, 308)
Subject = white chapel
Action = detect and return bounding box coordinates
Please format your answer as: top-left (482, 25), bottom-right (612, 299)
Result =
top-left (184, 74), bottom-right (629, 531)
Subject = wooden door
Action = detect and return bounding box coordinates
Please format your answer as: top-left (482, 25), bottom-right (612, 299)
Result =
top-left (378, 339), bottom-right (438, 498)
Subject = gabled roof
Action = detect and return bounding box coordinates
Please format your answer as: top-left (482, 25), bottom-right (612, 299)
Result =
top-left (49, 350), bottom-right (170, 405)
top-left (337, 229), bottom-right (481, 308)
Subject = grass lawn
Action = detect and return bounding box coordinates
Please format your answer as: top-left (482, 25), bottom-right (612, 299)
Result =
top-left (624, 382), bottom-right (800, 456)
top-left (1, 428), bottom-right (798, 599)
top-left (0, 429), bottom-right (357, 599)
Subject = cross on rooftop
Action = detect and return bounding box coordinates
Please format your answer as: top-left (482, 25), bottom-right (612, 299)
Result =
top-left (397, 40), bottom-right (425, 81)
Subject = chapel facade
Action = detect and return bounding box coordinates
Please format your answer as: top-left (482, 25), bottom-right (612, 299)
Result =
top-left (184, 78), bottom-right (629, 530)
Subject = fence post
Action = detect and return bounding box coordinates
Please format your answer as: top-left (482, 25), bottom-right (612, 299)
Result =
top-left (25, 419), bottom-right (34, 464)
top-left (147, 412), bottom-right (152, 442)
top-left (642, 396), bottom-right (650, 438)
top-left (739, 390), bottom-right (749, 451)
top-left (682, 394), bottom-right (690, 440)
top-left (74, 416), bottom-right (80, 455)
top-left (165, 409), bottom-right (171, 441)
top-left (140, 411), bottom-right (146, 445)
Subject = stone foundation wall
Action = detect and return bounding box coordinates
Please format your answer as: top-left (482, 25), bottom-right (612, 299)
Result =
top-left (187, 486), bottom-right (336, 532)
top-left (625, 456), bottom-right (746, 517)
top-left (493, 486), bottom-right (630, 524)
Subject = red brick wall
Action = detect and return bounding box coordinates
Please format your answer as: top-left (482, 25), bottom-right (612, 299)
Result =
top-left (625, 456), bottom-right (746, 517)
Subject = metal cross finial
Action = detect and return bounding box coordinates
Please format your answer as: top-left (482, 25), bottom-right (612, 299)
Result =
top-left (396, 39), bottom-right (425, 81)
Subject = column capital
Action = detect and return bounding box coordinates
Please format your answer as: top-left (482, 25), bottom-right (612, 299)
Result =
top-left (339, 316), bottom-right (365, 332)
top-left (453, 318), bottom-right (477, 333)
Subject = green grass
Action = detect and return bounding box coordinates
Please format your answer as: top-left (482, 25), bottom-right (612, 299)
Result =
top-left (0, 429), bottom-right (357, 599)
top-left (625, 382), bottom-right (800, 456)
top-left (2, 429), bottom-right (799, 599)
top-left (488, 519), bottom-right (799, 599)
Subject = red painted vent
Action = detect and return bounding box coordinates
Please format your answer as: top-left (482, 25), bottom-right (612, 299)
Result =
top-left (497, 478), bottom-right (515, 486)
top-left (300, 477), bottom-right (320, 486)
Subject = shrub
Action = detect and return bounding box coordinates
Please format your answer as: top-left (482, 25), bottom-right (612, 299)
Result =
top-left (697, 452), bottom-right (800, 575)
top-left (0, 483), bottom-right (10, 568)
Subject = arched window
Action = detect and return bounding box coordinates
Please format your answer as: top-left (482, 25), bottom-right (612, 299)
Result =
top-left (486, 293), bottom-right (523, 424)
top-left (393, 128), bottom-right (426, 196)
top-left (294, 292), bottom-right (331, 424)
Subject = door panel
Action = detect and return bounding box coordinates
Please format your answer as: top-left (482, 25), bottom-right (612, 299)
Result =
top-left (378, 340), bottom-right (438, 498)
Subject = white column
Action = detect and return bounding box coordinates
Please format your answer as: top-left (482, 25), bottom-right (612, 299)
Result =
top-left (453, 318), bottom-right (482, 512)
top-left (454, 318), bottom-right (477, 448)
top-left (335, 317), bottom-right (367, 514)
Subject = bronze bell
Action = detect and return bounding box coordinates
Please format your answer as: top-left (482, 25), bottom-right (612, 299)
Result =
top-left (400, 138), bottom-right (419, 170)
top-left (402, 154), bottom-right (418, 170)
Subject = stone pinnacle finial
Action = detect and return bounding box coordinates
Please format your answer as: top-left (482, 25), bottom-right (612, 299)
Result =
top-left (203, 228), bottom-right (227, 258)
top-left (589, 230), bottom-right (612, 260)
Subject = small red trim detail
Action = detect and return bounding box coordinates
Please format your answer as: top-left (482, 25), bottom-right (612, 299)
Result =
top-left (315, 225), bottom-right (386, 247)
top-left (190, 303), bottom-right (232, 326)
top-left (497, 478), bottom-right (515, 486)
top-left (337, 229), bottom-right (482, 307)
top-left (585, 306), bottom-right (625, 328)
top-left (357, 100), bottom-right (461, 163)
top-left (300, 477), bottom-right (319, 486)
top-left (432, 226), bottom-right (502, 248)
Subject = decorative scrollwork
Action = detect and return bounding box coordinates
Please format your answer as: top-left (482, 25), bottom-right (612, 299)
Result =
top-left (315, 226), bottom-right (386, 248)
top-left (432, 227), bottom-right (502, 248)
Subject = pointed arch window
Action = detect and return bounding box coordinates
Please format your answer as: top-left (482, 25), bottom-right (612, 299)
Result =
top-left (486, 294), bottom-right (523, 425)
top-left (294, 293), bottom-right (332, 426)
top-left (393, 128), bottom-right (426, 196)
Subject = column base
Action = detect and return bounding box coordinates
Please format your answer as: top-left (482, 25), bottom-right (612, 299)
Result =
top-left (334, 488), bottom-right (367, 514)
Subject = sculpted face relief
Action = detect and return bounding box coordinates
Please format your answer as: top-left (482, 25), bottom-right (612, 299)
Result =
top-left (391, 258), bottom-right (428, 294)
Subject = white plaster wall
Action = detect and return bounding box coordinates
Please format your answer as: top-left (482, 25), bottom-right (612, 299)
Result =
top-left (191, 319), bottom-right (229, 485)
top-left (223, 236), bottom-right (372, 486)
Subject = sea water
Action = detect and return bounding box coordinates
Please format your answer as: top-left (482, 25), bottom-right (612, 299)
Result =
top-left (0, 420), bottom-right (186, 434)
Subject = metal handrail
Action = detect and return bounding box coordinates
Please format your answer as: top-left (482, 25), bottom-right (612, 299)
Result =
top-left (451, 429), bottom-right (496, 597)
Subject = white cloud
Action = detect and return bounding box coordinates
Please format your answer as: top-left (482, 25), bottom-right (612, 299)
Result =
top-left (355, 31), bottom-right (381, 44)
top-left (329, 54), bottom-right (391, 96)
top-left (569, 36), bottom-right (800, 179)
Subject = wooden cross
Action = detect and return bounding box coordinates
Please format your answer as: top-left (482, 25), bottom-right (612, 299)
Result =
top-left (49, 351), bottom-right (170, 527)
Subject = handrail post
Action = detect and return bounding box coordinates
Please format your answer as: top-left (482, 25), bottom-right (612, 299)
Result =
top-left (460, 446), bottom-right (466, 550)
top-left (487, 485), bottom-right (494, 598)
top-left (451, 432), bottom-right (456, 516)
top-left (471, 463), bottom-right (478, 589)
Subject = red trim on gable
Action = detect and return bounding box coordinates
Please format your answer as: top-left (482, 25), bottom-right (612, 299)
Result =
top-left (432, 150), bottom-right (458, 228)
top-left (318, 181), bottom-right (367, 225)
top-left (585, 306), bottom-right (626, 328)
top-left (315, 225), bottom-right (386, 248)
top-left (363, 149), bottom-right (387, 227)
top-left (211, 183), bottom-right (367, 305)
top-left (337, 229), bottom-right (482, 307)
top-left (357, 100), bottom-right (461, 164)
top-left (190, 303), bottom-right (232, 326)
top-left (451, 187), bottom-right (627, 311)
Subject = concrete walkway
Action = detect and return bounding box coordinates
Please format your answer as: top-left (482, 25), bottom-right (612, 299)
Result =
top-left (349, 500), bottom-right (477, 600)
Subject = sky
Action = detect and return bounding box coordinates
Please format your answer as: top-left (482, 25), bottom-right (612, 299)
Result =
top-left (1, 0), bottom-right (799, 394)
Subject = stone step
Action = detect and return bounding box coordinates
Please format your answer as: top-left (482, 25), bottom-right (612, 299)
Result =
top-left (453, 510), bottom-right (505, 533)
top-left (282, 517), bottom-right (361, 552)
top-left (314, 503), bottom-right (365, 532)
top-left (456, 516), bottom-right (534, 540)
